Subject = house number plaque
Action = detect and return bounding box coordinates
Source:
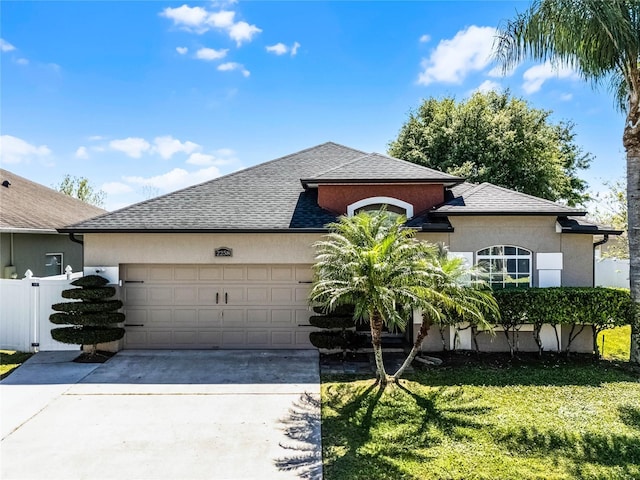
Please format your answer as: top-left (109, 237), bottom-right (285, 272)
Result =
top-left (215, 247), bottom-right (233, 257)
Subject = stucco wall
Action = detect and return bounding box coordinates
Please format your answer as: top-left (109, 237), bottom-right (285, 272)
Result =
top-left (1, 232), bottom-right (84, 278)
top-left (84, 233), bottom-right (325, 266)
top-left (318, 183), bottom-right (444, 215)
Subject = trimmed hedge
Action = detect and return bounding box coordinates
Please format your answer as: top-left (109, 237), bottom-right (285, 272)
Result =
top-left (51, 326), bottom-right (126, 345)
top-left (50, 274), bottom-right (124, 352)
top-left (71, 275), bottom-right (110, 288)
top-left (309, 315), bottom-right (355, 329)
top-left (309, 331), bottom-right (367, 350)
top-left (50, 312), bottom-right (125, 326)
top-left (62, 287), bottom-right (116, 301)
top-left (312, 304), bottom-right (355, 316)
top-left (52, 300), bottom-right (123, 314)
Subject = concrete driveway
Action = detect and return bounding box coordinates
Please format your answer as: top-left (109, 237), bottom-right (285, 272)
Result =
top-left (1, 350), bottom-right (321, 480)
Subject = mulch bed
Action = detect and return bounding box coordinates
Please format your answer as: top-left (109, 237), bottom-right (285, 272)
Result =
top-left (73, 350), bottom-right (116, 363)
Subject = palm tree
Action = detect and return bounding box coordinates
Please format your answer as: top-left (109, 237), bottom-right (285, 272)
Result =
top-left (494, 0), bottom-right (640, 365)
top-left (392, 246), bottom-right (499, 380)
top-left (310, 211), bottom-right (498, 385)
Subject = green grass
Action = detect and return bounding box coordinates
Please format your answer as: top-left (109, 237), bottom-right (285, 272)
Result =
top-left (322, 363), bottom-right (640, 480)
top-left (597, 326), bottom-right (631, 361)
top-left (0, 350), bottom-right (32, 379)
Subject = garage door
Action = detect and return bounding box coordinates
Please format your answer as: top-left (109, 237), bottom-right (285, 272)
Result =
top-left (121, 264), bottom-right (315, 349)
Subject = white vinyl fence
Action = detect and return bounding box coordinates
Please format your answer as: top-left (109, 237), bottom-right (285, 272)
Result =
top-left (0, 271), bottom-right (83, 352)
top-left (595, 258), bottom-right (630, 289)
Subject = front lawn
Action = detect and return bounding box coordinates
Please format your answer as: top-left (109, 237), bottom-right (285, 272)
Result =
top-left (322, 362), bottom-right (640, 480)
top-left (0, 350), bottom-right (32, 379)
top-left (597, 325), bottom-right (631, 361)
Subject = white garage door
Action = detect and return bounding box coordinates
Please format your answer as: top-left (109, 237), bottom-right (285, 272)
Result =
top-left (121, 264), bottom-right (315, 349)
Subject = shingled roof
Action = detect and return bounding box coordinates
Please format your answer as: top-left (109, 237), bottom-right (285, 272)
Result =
top-left (63, 142), bottom-right (366, 232)
top-left (0, 169), bottom-right (106, 233)
top-left (300, 153), bottom-right (463, 187)
top-left (432, 182), bottom-right (586, 217)
top-left (61, 143), bottom-right (593, 233)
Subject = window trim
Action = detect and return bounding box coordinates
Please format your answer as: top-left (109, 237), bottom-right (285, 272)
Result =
top-left (346, 196), bottom-right (413, 219)
top-left (476, 245), bottom-right (532, 288)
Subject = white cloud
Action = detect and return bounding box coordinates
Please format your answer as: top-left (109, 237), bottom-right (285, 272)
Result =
top-left (207, 10), bottom-right (236, 29)
top-left (102, 181), bottom-right (133, 195)
top-left (0, 38), bottom-right (15, 52)
top-left (0, 135), bottom-right (51, 164)
top-left (474, 80), bottom-right (501, 94)
top-left (266, 41), bottom-right (301, 57)
top-left (266, 43), bottom-right (288, 55)
top-left (160, 5), bottom-right (260, 45)
top-left (75, 146), bottom-right (89, 159)
top-left (124, 166), bottom-right (222, 192)
top-left (417, 26), bottom-right (497, 86)
top-left (560, 93), bottom-right (573, 101)
top-left (215, 147), bottom-right (235, 157)
top-left (196, 47), bottom-right (228, 61)
top-left (419, 34), bottom-right (431, 43)
top-left (153, 135), bottom-right (200, 159)
top-left (217, 62), bottom-right (250, 77)
top-left (88, 135), bottom-right (105, 141)
top-left (522, 61), bottom-right (578, 94)
top-left (176, 47), bottom-right (189, 55)
top-left (161, 5), bottom-right (210, 33)
top-left (109, 137), bottom-right (151, 158)
top-left (228, 21), bottom-right (261, 46)
top-left (15, 58), bottom-right (28, 66)
top-left (186, 152), bottom-right (217, 166)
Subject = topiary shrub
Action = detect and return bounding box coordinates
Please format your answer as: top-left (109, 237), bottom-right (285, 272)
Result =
top-left (309, 330), bottom-right (367, 350)
top-left (308, 304), bottom-right (365, 356)
top-left (50, 275), bottom-right (125, 354)
top-left (309, 315), bottom-right (356, 329)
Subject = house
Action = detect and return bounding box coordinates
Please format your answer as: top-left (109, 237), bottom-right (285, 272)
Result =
top-left (59, 142), bottom-right (621, 352)
top-left (0, 169), bottom-right (106, 278)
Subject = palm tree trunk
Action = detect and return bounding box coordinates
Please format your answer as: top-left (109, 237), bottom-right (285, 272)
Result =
top-left (369, 311), bottom-right (388, 385)
top-left (624, 91), bottom-right (640, 366)
top-left (392, 315), bottom-right (433, 381)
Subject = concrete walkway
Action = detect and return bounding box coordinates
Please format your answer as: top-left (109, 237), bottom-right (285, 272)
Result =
top-left (1, 350), bottom-right (322, 480)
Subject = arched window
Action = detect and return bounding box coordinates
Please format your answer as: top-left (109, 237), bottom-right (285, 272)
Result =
top-left (347, 197), bottom-right (414, 219)
top-left (476, 245), bottom-right (532, 289)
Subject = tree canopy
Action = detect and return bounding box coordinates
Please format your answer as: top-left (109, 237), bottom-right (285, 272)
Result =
top-left (388, 90), bottom-right (592, 206)
top-left (55, 174), bottom-right (106, 208)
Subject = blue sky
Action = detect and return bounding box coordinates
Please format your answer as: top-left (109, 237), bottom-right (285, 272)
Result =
top-left (0, 1), bottom-right (626, 211)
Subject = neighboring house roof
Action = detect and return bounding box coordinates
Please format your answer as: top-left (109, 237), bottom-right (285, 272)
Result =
top-left (61, 142), bottom-right (594, 234)
top-left (433, 182), bottom-right (586, 217)
top-left (0, 169), bottom-right (106, 233)
top-left (300, 153), bottom-right (463, 187)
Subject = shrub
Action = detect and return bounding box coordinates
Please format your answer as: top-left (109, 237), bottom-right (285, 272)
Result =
top-left (309, 315), bottom-right (355, 329)
top-left (309, 331), bottom-right (366, 350)
top-left (50, 275), bottom-right (125, 353)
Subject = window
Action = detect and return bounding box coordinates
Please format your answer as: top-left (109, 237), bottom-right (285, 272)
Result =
top-left (347, 197), bottom-right (413, 219)
top-left (45, 253), bottom-right (63, 276)
top-left (476, 245), bottom-right (531, 289)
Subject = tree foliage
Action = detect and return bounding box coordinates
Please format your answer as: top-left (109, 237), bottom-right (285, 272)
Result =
top-left (55, 174), bottom-right (106, 208)
top-left (494, 0), bottom-right (640, 365)
top-left (388, 90), bottom-right (592, 206)
top-left (592, 179), bottom-right (629, 259)
top-left (310, 210), bottom-right (498, 385)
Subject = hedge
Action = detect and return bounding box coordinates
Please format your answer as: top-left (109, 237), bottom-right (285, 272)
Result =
top-left (71, 275), bottom-right (110, 288)
top-left (51, 326), bottom-right (126, 345)
top-left (62, 287), bottom-right (117, 301)
top-left (52, 300), bottom-right (123, 314)
top-left (309, 331), bottom-right (367, 350)
top-left (309, 315), bottom-right (355, 329)
top-left (50, 312), bottom-right (125, 326)
top-left (312, 304), bottom-right (355, 316)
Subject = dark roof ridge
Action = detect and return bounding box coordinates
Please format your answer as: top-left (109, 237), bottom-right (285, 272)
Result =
top-left (473, 182), bottom-right (586, 213)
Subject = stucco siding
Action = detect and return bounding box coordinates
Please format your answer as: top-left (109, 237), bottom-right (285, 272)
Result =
top-left (84, 233), bottom-right (325, 266)
top-left (560, 234), bottom-right (594, 286)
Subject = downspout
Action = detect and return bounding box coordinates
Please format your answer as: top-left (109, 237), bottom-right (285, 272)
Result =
top-left (593, 234), bottom-right (610, 287)
top-left (10, 232), bottom-right (14, 265)
top-left (69, 233), bottom-right (83, 245)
